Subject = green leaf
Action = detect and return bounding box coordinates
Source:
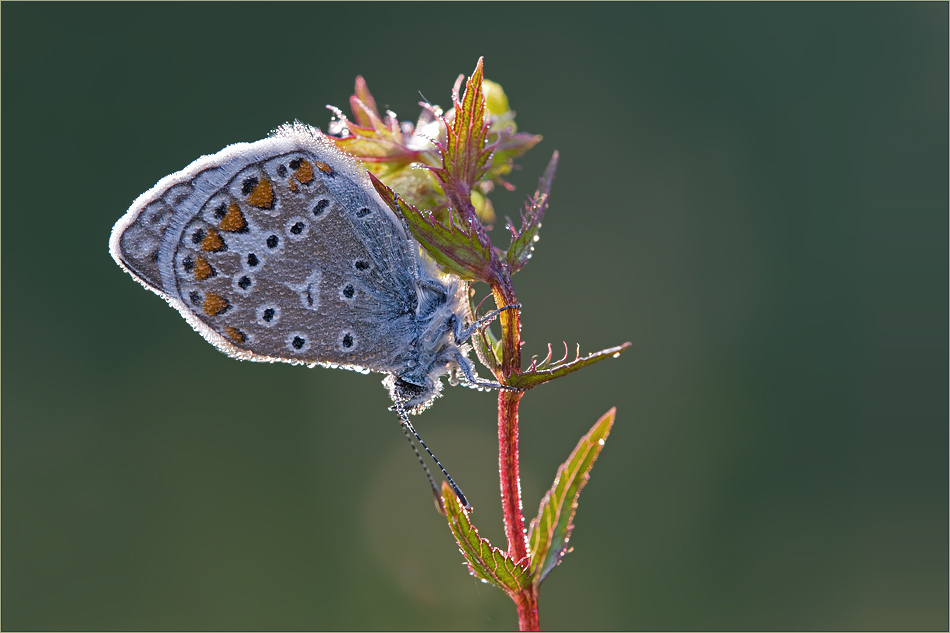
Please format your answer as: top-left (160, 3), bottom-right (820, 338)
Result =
top-left (513, 341), bottom-right (632, 390)
top-left (326, 67), bottom-right (541, 229)
top-left (506, 151), bottom-right (558, 274)
top-left (442, 482), bottom-right (533, 596)
top-left (527, 407), bottom-right (616, 586)
top-left (428, 57), bottom-right (495, 216)
top-left (370, 175), bottom-right (495, 283)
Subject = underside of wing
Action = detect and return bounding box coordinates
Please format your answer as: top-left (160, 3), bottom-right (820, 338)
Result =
top-left (111, 125), bottom-right (424, 374)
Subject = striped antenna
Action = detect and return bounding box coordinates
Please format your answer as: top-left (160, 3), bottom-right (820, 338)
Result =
top-left (392, 395), bottom-right (472, 512)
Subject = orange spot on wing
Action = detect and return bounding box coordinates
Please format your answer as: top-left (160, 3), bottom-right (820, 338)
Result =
top-left (200, 227), bottom-right (226, 252)
top-left (193, 255), bottom-right (214, 280)
top-left (314, 161), bottom-right (335, 176)
top-left (294, 160), bottom-right (315, 184)
top-left (289, 179), bottom-right (298, 193)
top-left (219, 202), bottom-right (247, 232)
top-left (245, 177), bottom-right (274, 208)
top-left (224, 326), bottom-right (246, 343)
top-left (202, 292), bottom-right (229, 316)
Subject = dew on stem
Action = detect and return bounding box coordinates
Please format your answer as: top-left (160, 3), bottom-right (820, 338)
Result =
top-left (329, 57), bottom-right (629, 632)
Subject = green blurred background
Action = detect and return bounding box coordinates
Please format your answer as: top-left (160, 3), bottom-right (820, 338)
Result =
top-left (3, 3), bottom-right (946, 630)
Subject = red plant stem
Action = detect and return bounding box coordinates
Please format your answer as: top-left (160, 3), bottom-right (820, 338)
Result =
top-left (492, 276), bottom-right (539, 631)
top-left (497, 388), bottom-right (526, 560)
top-left (516, 588), bottom-right (540, 631)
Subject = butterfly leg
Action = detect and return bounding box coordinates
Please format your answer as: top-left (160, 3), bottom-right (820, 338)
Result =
top-left (456, 303), bottom-right (522, 344)
top-left (451, 349), bottom-right (523, 393)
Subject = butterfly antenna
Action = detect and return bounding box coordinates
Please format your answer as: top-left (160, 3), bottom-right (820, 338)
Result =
top-left (398, 414), bottom-right (444, 515)
top-left (393, 396), bottom-right (472, 512)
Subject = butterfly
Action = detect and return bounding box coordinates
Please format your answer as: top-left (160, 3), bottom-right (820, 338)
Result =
top-left (110, 122), bottom-right (517, 509)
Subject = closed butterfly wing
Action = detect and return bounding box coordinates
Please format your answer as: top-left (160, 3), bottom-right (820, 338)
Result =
top-left (110, 123), bottom-right (424, 375)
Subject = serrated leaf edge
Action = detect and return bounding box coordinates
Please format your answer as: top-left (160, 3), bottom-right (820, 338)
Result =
top-left (369, 174), bottom-right (494, 282)
top-left (527, 408), bottom-right (615, 585)
top-left (515, 342), bottom-right (632, 390)
top-left (506, 150), bottom-right (558, 273)
top-left (442, 483), bottom-right (532, 596)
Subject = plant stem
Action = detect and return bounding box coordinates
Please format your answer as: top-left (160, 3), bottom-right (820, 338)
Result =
top-left (497, 389), bottom-right (526, 560)
top-left (492, 277), bottom-right (539, 631)
top-left (516, 587), bottom-right (540, 631)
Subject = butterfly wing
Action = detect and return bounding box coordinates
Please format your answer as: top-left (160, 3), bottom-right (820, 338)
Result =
top-left (110, 123), bottom-right (422, 374)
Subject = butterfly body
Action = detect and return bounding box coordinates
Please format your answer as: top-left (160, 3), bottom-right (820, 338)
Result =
top-left (110, 123), bottom-right (477, 412)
